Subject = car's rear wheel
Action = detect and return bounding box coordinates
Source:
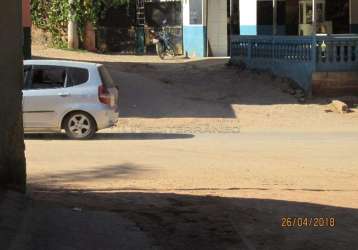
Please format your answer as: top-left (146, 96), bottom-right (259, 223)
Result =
top-left (64, 112), bottom-right (96, 140)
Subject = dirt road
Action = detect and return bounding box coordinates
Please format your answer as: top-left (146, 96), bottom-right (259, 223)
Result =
top-left (23, 46), bottom-right (358, 249)
top-left (26, 132), bottom-right (358, 249)
top-left (29, 47), bottom-right (358, 207)
top-left (26, 132), bottom-right (358, 208)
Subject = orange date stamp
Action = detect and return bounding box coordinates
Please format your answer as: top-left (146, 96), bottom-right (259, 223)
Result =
top-left (281, 217), bottom-right (336, 228)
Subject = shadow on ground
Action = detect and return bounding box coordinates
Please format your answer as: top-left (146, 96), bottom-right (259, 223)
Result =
top-left (21, 189), bottom-right (358, 250)
top-left (30, 163), bottom-right (151, 184)
top-left (24, 133), bottom-right (194, 141)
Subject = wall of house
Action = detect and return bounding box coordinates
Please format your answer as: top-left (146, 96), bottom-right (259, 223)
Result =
top-left (0, 1), bottom-right (27, 191)
top-left (182, 0), bottom-right (229, 57)
top-left (207, 0), bottom-right (228, 56)
top-left (182, 0), bottom-right (207, 57)
top-left (351, 0), bottom-right (358, 33)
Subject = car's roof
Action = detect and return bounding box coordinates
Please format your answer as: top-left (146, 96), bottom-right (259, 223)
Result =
top-left (24, 59), bottom-right (102, 69)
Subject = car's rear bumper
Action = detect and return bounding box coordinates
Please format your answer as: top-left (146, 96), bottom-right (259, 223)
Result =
top-left (93, 109), bottom-right (119, 130)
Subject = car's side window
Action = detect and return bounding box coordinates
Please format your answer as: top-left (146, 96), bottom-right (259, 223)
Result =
top-left (66, 67), bottom-right (89, 87)
top-left (30, 66), bottom-right (66, 90)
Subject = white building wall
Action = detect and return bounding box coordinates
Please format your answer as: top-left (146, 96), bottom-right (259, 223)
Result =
top-left (207, 0), bottom-right (228, 56)
top-left (182, 0), bottom-right (207, 57)
top-left (183, 0), bottom-right (190, 26)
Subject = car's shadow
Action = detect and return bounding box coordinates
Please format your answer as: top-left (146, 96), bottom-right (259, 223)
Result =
top-left (24, 132), bottom-right (195, 141)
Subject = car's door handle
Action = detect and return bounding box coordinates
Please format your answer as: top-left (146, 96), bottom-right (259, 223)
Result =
top-left (58, 93), bottom-right (70, 97)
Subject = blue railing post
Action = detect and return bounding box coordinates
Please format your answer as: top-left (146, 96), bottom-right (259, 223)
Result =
top-left (307, 36), bottom-right (317, 96)
top-left (248, 39), bottom-right (252, 60)
top-left (272, 37), bottom-right (275, 61)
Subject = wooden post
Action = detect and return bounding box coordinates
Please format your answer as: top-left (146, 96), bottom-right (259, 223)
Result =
top-left (68, 0), bottom-right (79, 49)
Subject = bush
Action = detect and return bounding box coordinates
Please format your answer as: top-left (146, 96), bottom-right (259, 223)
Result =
top-left (30, 0), bottom-right (129, 48)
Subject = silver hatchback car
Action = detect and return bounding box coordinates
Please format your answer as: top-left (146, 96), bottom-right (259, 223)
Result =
top-left (23, 60), bottom-right (119, 139)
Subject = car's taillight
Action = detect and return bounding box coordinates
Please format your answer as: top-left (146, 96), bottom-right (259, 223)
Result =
top-left (98, 84), bottom-right (111, 105)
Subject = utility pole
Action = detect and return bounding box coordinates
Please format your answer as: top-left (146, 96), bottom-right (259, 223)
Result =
top-left (68, 0), bottom-right (79, 49)
top-left (0, 1), bottom-right (27, 191)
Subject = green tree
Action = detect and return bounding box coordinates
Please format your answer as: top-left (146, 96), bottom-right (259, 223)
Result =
top-left (31, 0), bottom-right (130, 48)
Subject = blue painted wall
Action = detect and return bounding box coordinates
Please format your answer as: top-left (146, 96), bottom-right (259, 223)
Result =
top-left (183, 26), bottom-right (207, 57)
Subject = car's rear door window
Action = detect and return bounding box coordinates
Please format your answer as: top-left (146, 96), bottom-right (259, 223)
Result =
top-left (66, 67), bottom-right (89, 87)
top-left (30, 66), bottom-right (66, 90)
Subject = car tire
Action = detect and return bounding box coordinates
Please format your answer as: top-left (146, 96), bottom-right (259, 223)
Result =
top-left (63, 112), bottom-right (96, 140)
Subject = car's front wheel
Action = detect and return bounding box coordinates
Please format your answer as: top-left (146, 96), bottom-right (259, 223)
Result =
top-left (63, 112), bottom-right (96, 140)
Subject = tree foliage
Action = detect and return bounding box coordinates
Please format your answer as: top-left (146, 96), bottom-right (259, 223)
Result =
top-left (31, 0), bottom-right (130, 48)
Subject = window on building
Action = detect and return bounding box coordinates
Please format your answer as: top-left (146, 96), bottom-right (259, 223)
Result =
top-left (189, 0), bottom-right (202, 25)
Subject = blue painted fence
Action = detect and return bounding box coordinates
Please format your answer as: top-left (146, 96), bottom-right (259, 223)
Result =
top-left (316, 35), bottom-right (358, 72)
top-left (231, 35), bottom-right (358, 92)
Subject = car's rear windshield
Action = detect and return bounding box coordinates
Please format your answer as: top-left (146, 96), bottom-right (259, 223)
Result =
top-left (98, 66), bottom-right (115, 88)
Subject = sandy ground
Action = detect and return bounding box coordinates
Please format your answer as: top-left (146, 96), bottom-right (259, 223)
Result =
top-left (26, 133), bottom-right (358, 209)
top-left (21, 46), bottom-right (358, 249)
top-left (25, 132), bottom-right (358, 249)
top-left (32, 45), bottom-right (358, 133)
